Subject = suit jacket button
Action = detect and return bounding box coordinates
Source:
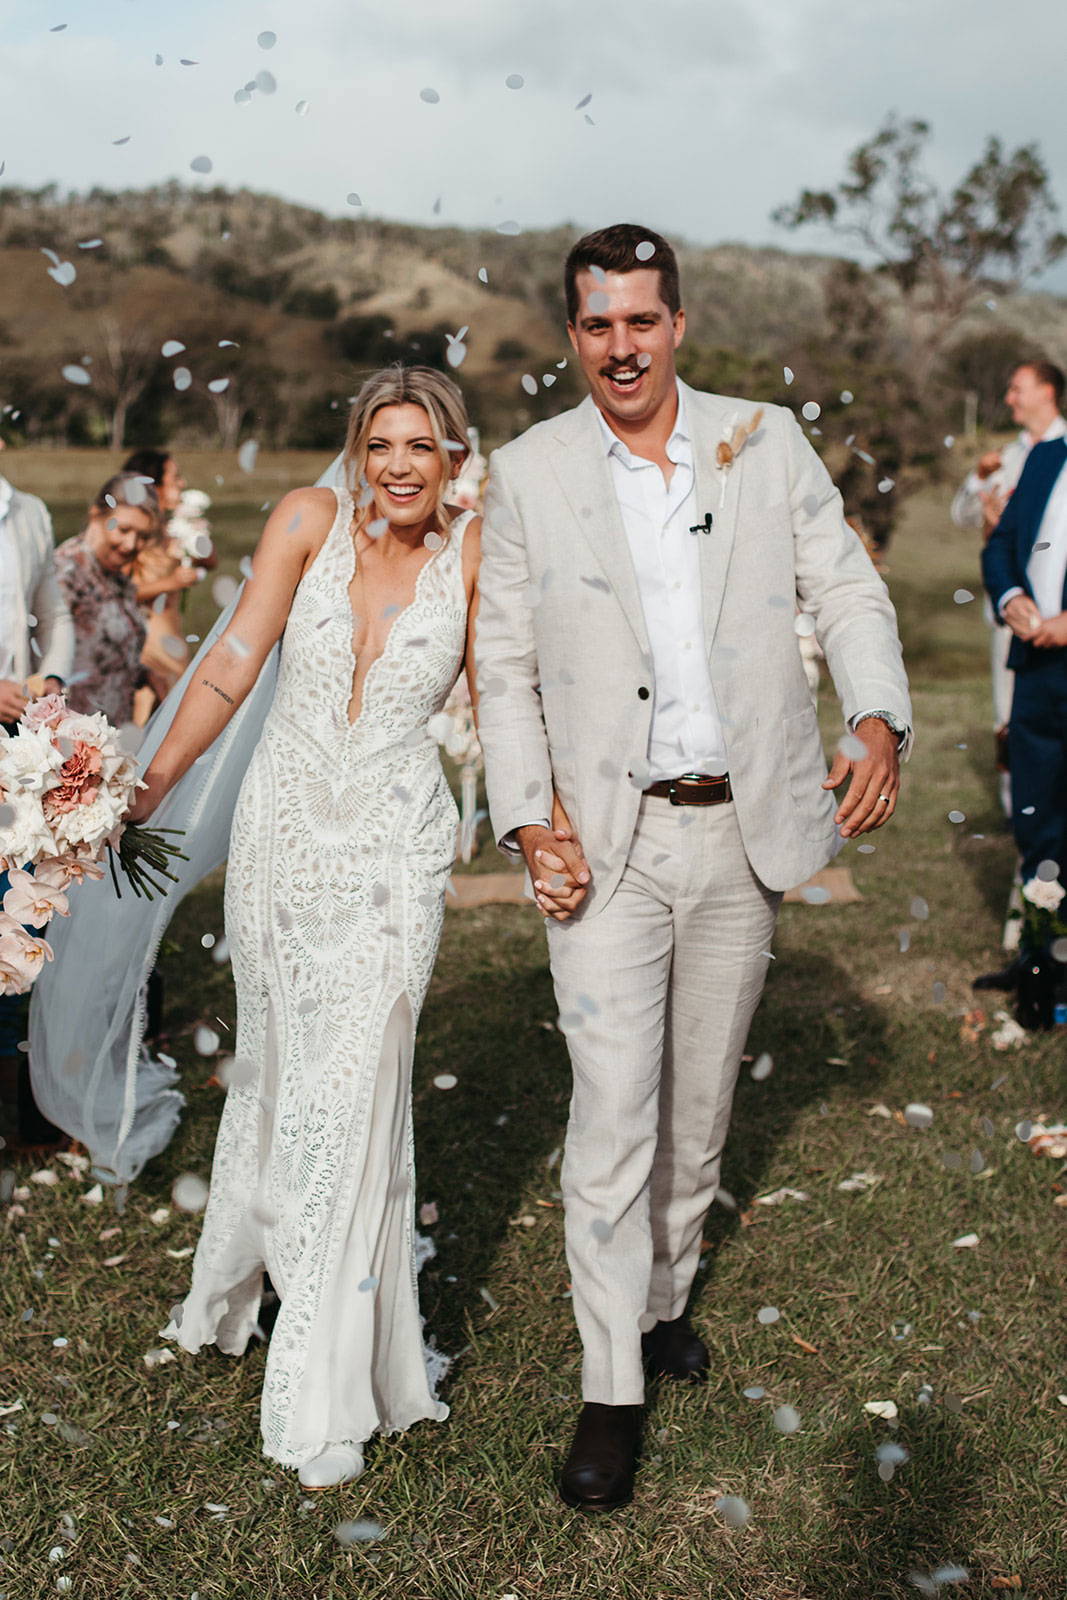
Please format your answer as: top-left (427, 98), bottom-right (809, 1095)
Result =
top-left (637, 686), bottom-right (650, 700)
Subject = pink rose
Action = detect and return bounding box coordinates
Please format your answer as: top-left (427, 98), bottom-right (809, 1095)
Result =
top-left (21, 693), bottom-right (69, 733)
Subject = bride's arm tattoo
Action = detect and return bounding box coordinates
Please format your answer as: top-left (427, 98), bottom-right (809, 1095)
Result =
top-left (202, 678), bottom-right (235, 706)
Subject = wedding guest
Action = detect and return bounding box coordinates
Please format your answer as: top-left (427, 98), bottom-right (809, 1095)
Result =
top-left (121, 449), bottom-right (202, 713)
top-left (0, 437), bottom-right (74, 1148)
top-left (54, 475), bottom-right (159, 725)
top-left (981, 421), bottom-right (1067, 1015)
top-left (953, 362), bottom-right (1067, 817)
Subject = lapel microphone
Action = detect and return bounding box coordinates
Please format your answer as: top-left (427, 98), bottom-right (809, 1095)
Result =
top-left (688, 512), bottom-right (714, 535)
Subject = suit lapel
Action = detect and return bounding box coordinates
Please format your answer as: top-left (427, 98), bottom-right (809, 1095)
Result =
top-left (547, 398), bottom-right (650, 655)
top-left (686, 385), bottom-right (749, 651)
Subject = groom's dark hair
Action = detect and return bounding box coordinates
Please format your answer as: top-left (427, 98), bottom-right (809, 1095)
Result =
top-left (564, 224), bottom-right (681, 325)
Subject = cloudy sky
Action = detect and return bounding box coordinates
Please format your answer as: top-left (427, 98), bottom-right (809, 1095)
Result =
top-left (1, 0), bottom-right (1065, 286)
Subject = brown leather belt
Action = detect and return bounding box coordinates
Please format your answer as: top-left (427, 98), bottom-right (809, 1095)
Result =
top-left (644, 773), bottom-right (732, 806)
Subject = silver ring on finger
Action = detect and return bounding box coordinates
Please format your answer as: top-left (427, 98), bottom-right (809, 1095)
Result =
top-left (877, 794), bottom-right (890, 804)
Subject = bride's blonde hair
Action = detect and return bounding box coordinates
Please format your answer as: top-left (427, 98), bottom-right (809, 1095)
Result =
top-left (342, 365), bottom-right (471, 541)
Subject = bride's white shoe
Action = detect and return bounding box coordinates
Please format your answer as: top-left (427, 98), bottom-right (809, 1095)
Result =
top-left (297, 1444), bottom-right (365, 1490)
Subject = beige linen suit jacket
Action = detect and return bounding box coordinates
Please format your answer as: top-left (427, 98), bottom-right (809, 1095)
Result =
top-left (1, 483), bottom-right (74, 684)
top-left (475, 382), bottom-right (911, 916)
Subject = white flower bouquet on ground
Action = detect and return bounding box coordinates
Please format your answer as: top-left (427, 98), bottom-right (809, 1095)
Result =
top-left (0, 695), bottom-right (186, 995)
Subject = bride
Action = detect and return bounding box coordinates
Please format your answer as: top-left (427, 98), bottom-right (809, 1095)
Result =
top-left (126, 366), bottom-right (486, 1488)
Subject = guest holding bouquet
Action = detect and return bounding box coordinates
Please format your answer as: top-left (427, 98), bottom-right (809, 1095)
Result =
top-left (122, 449), bottom-right (212, 713)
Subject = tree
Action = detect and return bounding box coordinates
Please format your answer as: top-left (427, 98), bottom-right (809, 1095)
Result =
top-left (774, 116), bottom-right (1066, 381)
top-left (88, 311), bottom-right (164, 449)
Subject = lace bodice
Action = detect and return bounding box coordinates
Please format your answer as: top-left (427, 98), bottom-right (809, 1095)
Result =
top-left (269, 488), bottom-right (472, 765)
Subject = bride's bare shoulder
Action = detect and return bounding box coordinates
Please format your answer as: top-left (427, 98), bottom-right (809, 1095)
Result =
top-left (266, 486), bottom-right (341, 545)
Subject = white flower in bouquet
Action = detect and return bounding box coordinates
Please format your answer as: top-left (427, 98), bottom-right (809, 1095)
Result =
top-left (436, 674), bottom-right (483, 774)
top-left (0, 788), bottom-right (56, 872)
top-left (2, 867), bottom-right (70, 928)
top-left (169, 487), bottom-right (214, 564)
top-left (0, 723), bottom-right (64, 797)
top-left (0, 922), bottom-right (52, 995)
top-left (1022, 876), bottom-right (1065, 913)
top-left (180, 488), bottom-right (211, 517)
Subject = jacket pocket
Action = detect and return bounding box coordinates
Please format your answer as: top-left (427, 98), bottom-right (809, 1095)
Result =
top-left (782, 705), bottom-right (835, 834)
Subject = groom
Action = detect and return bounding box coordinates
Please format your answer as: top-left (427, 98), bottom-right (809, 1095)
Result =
top-left (475, 224), bottom-right (911, 1511)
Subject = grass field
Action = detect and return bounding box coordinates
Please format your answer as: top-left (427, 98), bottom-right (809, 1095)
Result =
top-left (0, 458), bottom-right (1064, 1600)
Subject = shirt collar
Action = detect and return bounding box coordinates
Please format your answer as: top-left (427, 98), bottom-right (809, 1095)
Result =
top-left (1042, 415), bottom-right (1067, 442)
top-left (0, 476), bottom-right (12, 525)
top-left (594, 380), bottom-right (691, 466)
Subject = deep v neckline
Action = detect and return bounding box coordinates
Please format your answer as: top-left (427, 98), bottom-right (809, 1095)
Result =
top-left (343, 519), bottom-right (449, 731)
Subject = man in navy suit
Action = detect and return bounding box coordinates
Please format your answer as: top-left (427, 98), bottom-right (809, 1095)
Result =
top-left (982, 420), bottom-right (1067, 974)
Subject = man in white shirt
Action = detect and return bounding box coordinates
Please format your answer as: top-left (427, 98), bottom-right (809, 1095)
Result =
top-left (982, 416), bottom-right (1067, 1005)
top-left (476, 224), bottom-right (910, 1512)
top-left (952, 363), bottom-right (1067, 811)
top-left (0, 439), bottom-right (74, 1147)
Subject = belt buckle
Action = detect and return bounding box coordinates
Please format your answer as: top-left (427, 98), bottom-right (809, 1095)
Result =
top-left (668, 776), bottom-right (699, 806)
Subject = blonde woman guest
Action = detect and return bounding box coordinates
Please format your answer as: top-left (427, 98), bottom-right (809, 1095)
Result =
top-left (53, 475), bottom-right (160, 725)
top-left (123, 368), bottom-right (554, 1488)
top-left (120, 450), bottom-right (202, 715)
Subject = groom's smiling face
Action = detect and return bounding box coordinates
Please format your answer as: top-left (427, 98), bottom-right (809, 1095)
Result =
top-left (568, 268), bottom-right (685, 429)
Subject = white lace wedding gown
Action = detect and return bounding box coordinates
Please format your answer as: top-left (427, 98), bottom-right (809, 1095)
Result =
top-left (166, 488), bottom-right (472, 1468)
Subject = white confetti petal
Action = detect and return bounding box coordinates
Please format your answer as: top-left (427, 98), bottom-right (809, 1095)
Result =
top-left (714, 1494), bottom-right (750, 1527)
top-left (172, 1173), bottom-right (210, 1213)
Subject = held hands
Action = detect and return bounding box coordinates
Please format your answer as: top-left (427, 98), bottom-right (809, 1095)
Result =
top-left (822, 717), bottom-right (900, 839)
top-left (517, 795), bottom-right (591, 921)
top-left (1029, 610), bottom-right (1067, 649)
top-left (1002, 595), bottom-right (1043, 640)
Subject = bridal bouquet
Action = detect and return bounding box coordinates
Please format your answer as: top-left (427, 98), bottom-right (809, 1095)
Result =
top-left (0, 696), bottom-right (185, 995)
top-left (169, 487), bottom-right (215, 565)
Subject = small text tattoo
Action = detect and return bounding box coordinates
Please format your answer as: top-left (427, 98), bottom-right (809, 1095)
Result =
top-left (202, 678), bottom-right (234, 705)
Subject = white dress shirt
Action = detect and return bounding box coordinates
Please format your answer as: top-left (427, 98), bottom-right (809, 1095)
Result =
top-left (1024, 460), bottom-right (1067, 619)
top-left (0, 476), bottom-right (19, 680)
top-left (952, 415), bottom-right (1067, 530)
top-left (594, 385), bottom-right (727, 780)
top-left (992, 422), bottom-right (1067, 620)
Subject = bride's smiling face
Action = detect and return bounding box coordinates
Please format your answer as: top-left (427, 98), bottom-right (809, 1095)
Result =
top-left (364, 403), bottom-right (453, 529)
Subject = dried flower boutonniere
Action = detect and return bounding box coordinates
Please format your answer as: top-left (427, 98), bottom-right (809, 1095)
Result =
top-left (716, 408), bottom-right (764, 505)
